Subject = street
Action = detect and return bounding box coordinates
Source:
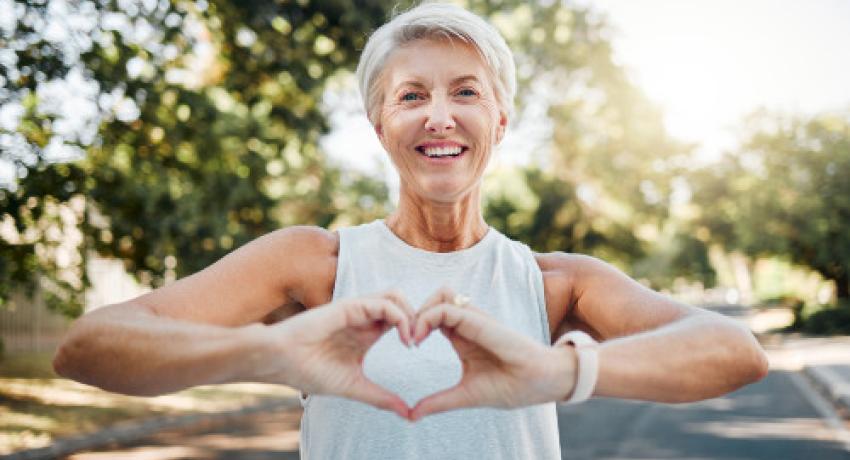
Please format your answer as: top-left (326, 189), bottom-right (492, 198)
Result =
top-left (558, 370), bottom-right (850, 459)
top-left (65, 369), bottom-right (850, 460)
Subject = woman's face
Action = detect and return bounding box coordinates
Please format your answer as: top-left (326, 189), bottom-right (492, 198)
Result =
top-left (374, 38), bottom-right (508, 203)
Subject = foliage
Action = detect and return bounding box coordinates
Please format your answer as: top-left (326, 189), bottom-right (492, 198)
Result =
top-left (690, 110), bottom-right (850, 299)
top-left (475, 2), bottom-right (692, 270)
top-left (782, 300), bottom-right (850, 335)
top-left (1, 0), bottom-right (393, 316)
top-left (631, 230), bottom-right (716, 290)
top-left (485, 167), bottom-right (643, 261)
top-left (2, 0), bottom-right (700, 319)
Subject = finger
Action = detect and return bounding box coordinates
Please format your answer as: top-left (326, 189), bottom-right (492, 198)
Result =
top-left (358, 299), bottom-right (414, 346)
top-left (414, 304), bottom-right (511, 352)
top-left (300, 298), bottom-right (413, 346)
top-left (413, 302), bottom-right (463, 345)
top-left (418, 285), bottom-right (456, 313)
top-left (345, 376), bottom-right (411, 420)
top-left (413, 286), bottom-right (460, 343)
top-left (382, 290), bottom-right (418, 345)
top-left (380, 289), bottom-right (416, 318)
top-left (409, 384), bottom-right (472, 421)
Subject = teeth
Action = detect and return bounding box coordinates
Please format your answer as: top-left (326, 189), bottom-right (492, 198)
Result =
top-left (422, 146), bottom-right (463, 157)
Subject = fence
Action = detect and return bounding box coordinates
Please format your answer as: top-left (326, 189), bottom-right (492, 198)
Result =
top-left (0, 289), bottom-right (71, 353)
top-left (0, 255), bottom-right (149, 354)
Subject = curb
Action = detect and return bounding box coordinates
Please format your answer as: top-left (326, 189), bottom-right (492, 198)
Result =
top-left (803, 365), bottom-right (850, 420)
top-left (1, 396), bottom-right (301, 460)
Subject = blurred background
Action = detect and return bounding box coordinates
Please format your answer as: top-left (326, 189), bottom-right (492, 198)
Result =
top-left (1, 0), bottom-right (849, 457)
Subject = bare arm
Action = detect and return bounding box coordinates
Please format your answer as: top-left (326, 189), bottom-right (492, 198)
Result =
top-left (541, 253), bottom-right (769, 403)
top-left (53, 226), bottom-right (337, 396)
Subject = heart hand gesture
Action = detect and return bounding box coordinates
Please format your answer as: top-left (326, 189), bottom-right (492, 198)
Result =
top-left (263, 287), bottom-right (578, 422)
top-left (262, 291), bottom-right (415, 419)
top-left (408, 287), bottom-right (577, 421)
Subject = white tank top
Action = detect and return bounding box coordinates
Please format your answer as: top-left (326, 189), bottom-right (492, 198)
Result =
top-left (299, 219), bottom-right (561, 459)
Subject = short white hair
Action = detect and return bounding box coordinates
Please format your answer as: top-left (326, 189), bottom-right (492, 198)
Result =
top-left (355, 2), bottom-right (516, 126)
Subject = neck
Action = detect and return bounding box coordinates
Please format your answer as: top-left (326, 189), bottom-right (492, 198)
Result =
top-left (385, 185), bottom-right (488, 252)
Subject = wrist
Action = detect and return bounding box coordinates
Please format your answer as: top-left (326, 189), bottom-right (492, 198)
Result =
top-left (232, 322), bottom-right (283, 384)
top-left (549, 342), bottom-right (579, 401)
top-left (554, 330), bottom-right (600, 404)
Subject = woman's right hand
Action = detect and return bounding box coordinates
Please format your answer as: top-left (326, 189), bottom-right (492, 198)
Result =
top-left (258, 291), bottom-right (415, 418)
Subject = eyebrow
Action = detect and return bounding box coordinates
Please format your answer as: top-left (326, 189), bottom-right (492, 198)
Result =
top-left (393, 75), bottom-right (482, 92)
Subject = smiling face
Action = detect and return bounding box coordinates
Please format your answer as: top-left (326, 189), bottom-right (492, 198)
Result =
top-left (373, 38), bottom-right (508, 203)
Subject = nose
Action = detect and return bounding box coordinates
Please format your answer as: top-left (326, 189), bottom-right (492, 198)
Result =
top-left (423, 97), bottom-right (456, 134)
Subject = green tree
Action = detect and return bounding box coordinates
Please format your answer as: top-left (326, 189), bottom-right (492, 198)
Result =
top-left (2, 0), bottom-right (700, 319)
top-left (690, 110), bottom-right (850, 299)
top-left (1, 0), bottom-right (393, 316)
top-left (475, 2), bottom-right (693, 273)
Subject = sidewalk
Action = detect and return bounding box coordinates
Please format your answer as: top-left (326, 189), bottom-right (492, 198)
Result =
top-left (0, 397), bottom-right (300, 460)
top-left (761, 333), bottom-right (850, 420)
top-left (719, 304), bottom-right (850, 420)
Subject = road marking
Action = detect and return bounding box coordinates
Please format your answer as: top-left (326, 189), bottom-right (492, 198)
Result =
top-left (789, 371), bottom-right (850, 452)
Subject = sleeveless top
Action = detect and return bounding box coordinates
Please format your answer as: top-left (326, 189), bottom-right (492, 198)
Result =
top-left (299, 220), bottom-right (561, 460)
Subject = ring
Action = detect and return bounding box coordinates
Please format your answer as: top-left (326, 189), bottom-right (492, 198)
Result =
top-left (452, 294), bottom-right (470, 308)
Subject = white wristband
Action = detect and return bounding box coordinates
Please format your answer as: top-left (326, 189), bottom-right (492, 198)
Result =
top-left (554, 330), bottom-right (599, 404)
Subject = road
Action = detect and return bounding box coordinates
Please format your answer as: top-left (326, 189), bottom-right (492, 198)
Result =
top-left (557, 370), bottom-right (850, 459)
top-left (65, 369), bottom-right (850, 460)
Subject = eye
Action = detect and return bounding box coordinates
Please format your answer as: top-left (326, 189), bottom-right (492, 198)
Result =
top-left (456, 88), bottom-right (478, 97)
top-left (401, 92), bottom-right (422, 101)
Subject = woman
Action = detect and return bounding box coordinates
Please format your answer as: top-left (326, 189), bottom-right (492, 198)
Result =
top-left (54, 3), bottom-right (769, 459)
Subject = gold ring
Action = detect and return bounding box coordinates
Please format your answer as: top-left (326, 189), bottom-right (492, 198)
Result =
top-left (453, 294), bottom-right (470, 308)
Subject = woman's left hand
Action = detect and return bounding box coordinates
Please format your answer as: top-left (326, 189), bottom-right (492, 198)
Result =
top-left (409, 287), bottom-right (578, 421)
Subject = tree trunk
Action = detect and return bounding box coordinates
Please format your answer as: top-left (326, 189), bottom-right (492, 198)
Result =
top-left (836, 271), bottom-right (850, 301)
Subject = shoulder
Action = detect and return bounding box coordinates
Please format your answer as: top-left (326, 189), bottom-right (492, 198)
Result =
top-left (269, 225), bottom-right (339, 255)
top-left (534, 251), bottom-right (610, 279)
top-left (533, 252), bottom-right (620, 324)
top-left (534, 251), bottom-right (633, 297)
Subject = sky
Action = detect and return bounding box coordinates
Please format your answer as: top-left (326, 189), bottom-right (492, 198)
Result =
top-left (322, 0), bottom-right (850, 179)
top-left (581, 0), bottom-right (850, 160)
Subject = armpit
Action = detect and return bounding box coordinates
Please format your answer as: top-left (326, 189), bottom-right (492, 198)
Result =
top-left (260, 302), bottom-right (304, 325)
top-left (553, 315), bottom-right (604, 343)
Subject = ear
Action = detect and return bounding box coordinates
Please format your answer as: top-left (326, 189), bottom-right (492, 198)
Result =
top-left (373, 121), bottom-right (386, 145)
top-left (494, 109), bottom-right (508, 145)
top-left (373, 120), bottom-right (392, 153)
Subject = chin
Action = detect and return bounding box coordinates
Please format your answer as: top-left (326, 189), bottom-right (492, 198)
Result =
top-left (417, 182), bottom-right (471, 203)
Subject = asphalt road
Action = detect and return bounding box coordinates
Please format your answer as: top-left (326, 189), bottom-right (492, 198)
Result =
top-left (65, 369), bottom-right (850, 460)
top-left (557, 370), bottom-right (850, 459)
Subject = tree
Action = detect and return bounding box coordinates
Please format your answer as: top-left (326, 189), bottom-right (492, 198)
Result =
top-left (2, 0), bottom-right (699, 318)
top-left (1, 0), bottom-right (393, 316)
top-left (475, 2), bottom-right (692, 272)
top-left (690, 110), bottom-right (850, 300)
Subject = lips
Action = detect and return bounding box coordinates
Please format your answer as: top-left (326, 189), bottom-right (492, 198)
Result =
top-left (414, 141), bottom-right (469, 158)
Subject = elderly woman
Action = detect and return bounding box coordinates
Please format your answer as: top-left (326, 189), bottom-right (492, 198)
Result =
top-left (54, 3), bottom-right (769, 459)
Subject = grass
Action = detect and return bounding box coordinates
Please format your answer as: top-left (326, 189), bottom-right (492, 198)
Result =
top-left (0, 352), bottom-right (56, 378)
top-left (0, 351), bottom-right (297, 454)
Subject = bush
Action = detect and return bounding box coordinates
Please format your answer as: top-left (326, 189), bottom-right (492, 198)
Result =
top-left (759, 296), bottom-right (806, 330)
top-left (784, 300), bottom-right (850, 335)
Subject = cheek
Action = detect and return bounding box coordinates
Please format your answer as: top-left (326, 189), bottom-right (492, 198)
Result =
top-left (464, 111), bottom-right (498, 147)
top-left (465, 100), bottom-right (501, 137)
top-left (378, 108), bottom-right (408, 150)
top-left (381, 105), bottom-right (417, 135)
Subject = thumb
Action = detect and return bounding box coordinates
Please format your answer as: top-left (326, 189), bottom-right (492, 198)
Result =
top-left (345, 375), bottom-right (411, 420)
top-left (409, 383), bottom-right (472, 421)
